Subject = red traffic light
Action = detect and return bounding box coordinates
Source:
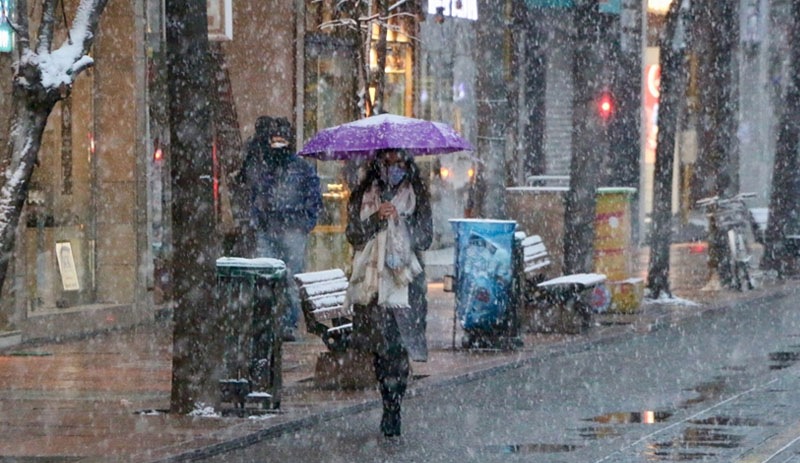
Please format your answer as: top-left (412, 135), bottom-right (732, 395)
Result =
top-left (598, 92), bottom-right (614, 121)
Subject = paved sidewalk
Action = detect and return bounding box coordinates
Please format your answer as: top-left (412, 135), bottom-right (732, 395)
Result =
top-left (0, 246), bottom-right (797, 462)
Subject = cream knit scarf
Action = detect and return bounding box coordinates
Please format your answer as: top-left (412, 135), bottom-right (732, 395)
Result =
top-left (347, 181), bottom-right (422, 308)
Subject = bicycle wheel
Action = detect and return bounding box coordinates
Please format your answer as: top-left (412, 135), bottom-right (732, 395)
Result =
top-left (735, 232), bottom-right (754, 290)
top-left (727, 230), bottom-right (753, 291)
top-left (727, 230), bottom-right (741, 290)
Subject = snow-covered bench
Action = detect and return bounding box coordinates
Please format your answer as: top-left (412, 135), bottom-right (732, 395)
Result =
top-left (294, 269), bottom-right (353, 352)
top-left (294, 269), bottom-right (373, 389)
top-left (514, 233), bottom-right (607, 333)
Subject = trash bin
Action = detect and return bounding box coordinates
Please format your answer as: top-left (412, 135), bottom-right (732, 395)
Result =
top-left (449, 219), bottom-right (519, 348)
top-left (215, 257), bottom-right (287, 411)
top-left (594, 187), bottom-right (643, 313)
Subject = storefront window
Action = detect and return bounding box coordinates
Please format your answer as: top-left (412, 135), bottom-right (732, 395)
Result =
top-left (303, 1), bottom-right (418, 269)
top-left (25, 87), bottom-right (96, 310)
top-left (369, 19), bottom-right (415, 116)
top-left (303, 33), bottom-right (358, 271)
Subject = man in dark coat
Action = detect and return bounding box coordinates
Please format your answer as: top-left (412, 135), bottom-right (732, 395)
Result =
top-left (240, 116), bottom-right (322, 340)
top-left (345, 149), bottom-right (432, 437)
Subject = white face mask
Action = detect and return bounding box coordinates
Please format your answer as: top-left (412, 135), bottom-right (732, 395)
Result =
top-left (270, 142), bottom-right (289, 149)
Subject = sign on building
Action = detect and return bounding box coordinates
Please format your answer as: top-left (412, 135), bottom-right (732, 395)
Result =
top-left (207, 0), bottom-right (232, 41)
top-left (427, 0), bottom-right (478, 20)
top-left (524, 0), bottom-right (621, 14)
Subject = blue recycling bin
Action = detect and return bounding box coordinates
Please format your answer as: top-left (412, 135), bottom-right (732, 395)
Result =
top-left (449, 219), bottom-right (518, 347)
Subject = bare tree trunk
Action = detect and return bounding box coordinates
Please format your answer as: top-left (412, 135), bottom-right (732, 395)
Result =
top-left (762, 0), bottom-right (800, 276)
top-left (563, 0), bottom-right (603, 274)
top-left (646, 0), bottom-right (686, 298)
top-left (166, 0), bottom-right (220, 414)
top-left (692, 0), bottom-right (739, 285)
top-left (609, 0), bottom-right (643, 238)
top-left (0, 99), bottom-right (52, 291)
top-left (520, 7), bottom-right (546, 178)
top-left (473, 0), bottom-right (511, 219)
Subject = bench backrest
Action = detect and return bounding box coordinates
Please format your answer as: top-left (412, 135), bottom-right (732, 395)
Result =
top-left (294, 269), bottom-right (353, 351)
top-left (294, 269), bottom-right (352, 321)
top-left (517, 234), bottom-right (552, 277)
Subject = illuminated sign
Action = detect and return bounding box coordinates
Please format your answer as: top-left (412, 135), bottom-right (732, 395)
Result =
top-left (525, 0), bottom-right (573, 7)
top-left (0, 25), bottom-right (11, 53)
top-left (207, 0), bottom-right (232, 41)
top-left (644, 63), bottom-right (660, 164)
top-left (428, 0), bottom-right (478, 21)
top-left (599, 0), bottom-right (622, 14)
top-left (0, 0), bottom-right (13, 53)
top-left (524, 0), bottom-right (621, 14)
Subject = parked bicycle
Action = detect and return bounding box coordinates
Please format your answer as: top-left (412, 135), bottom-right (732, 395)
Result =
top-left (696, 192), bottom-right (757, 291)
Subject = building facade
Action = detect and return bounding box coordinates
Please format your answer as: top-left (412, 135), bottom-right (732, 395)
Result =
top-left (3, 0), bottom-right (776, 344)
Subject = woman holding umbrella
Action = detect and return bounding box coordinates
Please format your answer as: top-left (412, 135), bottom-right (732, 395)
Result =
top-left (345, 148), bottom-right (432, 438)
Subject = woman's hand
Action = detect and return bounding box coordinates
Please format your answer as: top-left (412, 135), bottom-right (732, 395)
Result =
top-left (378, 201), bottom-right (398, 220)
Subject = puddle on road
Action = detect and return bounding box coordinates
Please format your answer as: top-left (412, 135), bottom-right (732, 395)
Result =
top-left (679, 377), bottom-right (728, 408)
top-left (586, 410), bottom-right (673, 424)
top-left (769, 351), bottom-right (800, 370)
top-left (688, 416), bottom-right (761, 427)
top-left (486, 443), bottom-right (581, 454)
top-left (720, 365), bottom-right (747, 372)
top-left (575, 426), bottom-right (622, 439)
top-left (643, 427), bottom-right (744, 461)
top-left (643, 449), bottom-right (717, 461)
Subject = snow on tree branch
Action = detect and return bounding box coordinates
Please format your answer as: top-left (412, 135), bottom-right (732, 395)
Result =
top-left (35, 0), bottom-right (58, 55)
top-left (0, 0), bottom-right (110, 291)
top-left (17, 0), bottom-right (109, 92)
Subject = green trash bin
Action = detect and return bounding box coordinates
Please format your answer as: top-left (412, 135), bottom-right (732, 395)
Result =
top-left (216, 257), bottom-right (287, 411)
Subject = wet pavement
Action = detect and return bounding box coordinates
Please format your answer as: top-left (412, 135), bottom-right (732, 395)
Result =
top-left (0, 245), bottom-right (795, 462)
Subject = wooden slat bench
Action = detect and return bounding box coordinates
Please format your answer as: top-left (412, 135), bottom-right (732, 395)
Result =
top-left (294, 269), bottom-right (352, 352)
top-left (294, 269), bottom-right (373, 389)
top-left (514, 233), bottom-right (607, 334)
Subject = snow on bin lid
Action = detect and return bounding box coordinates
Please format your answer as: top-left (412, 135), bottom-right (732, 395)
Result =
top-left (448, 218), bottom-right (517, 225)
top-left (216, 257), bottom-right (286, 269)
top-left (597, 187), bottom-right (637, 194)
top-left (506, 186), bottom-right (569, 192)
top-left (538, 273), bottom-right (607, 288)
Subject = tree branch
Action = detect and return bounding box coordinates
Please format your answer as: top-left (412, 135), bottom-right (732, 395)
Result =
top-left (35, 0), bottom-right (57, 55)
top-left (74, 0), bottom-right (111, 55)
top-left (15, 0), bottom-right (30, 56)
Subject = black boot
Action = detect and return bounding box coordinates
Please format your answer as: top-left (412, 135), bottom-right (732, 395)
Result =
top-left (381, 400), bottom-right (401, 437)
top-left (374, 347), bottom-right (409, 438)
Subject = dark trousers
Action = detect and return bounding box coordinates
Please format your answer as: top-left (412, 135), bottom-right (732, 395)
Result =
top-left (353, 299), bottom-right (412, 435)
top-left (374, 344), bottom-right (409, 436)
top-left (374, 345), bottom-right (409, 403)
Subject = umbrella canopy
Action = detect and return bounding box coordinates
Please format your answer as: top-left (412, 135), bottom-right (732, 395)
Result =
top-left (298, 114), bottom-right (474, 160)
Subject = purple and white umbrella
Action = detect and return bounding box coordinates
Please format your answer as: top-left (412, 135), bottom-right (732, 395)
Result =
top-left (298, 113), bottom-right (474, 161)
